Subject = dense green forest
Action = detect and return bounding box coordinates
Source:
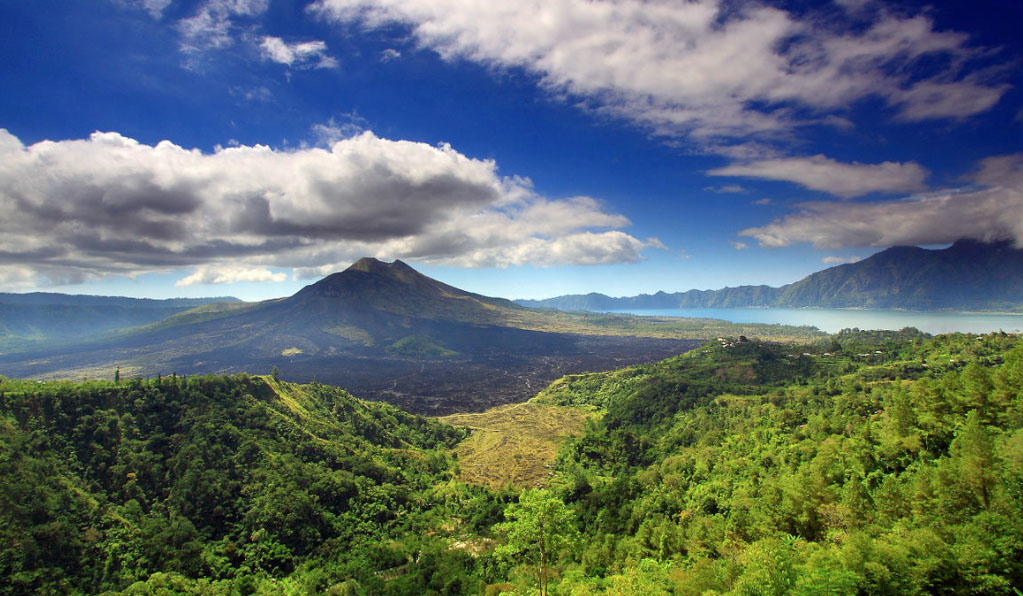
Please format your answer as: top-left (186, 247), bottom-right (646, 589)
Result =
top-left (0, 374), bottom-right (511, 594)
top-left (2, 329), bottom-right (1022, 594)
top-left (536, 329), bottom-right (1023, 595)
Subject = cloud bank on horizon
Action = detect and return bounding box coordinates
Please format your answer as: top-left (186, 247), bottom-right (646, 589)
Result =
top-left (0, 128), bottom-right (657, 287)
top-left (741, 154), bottom-right (1023, 249)
top-left (0, 0), bottom-right (1020, 293)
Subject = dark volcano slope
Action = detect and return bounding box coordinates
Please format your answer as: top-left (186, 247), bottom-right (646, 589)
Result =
top-left (0, 258), bottom-right (697, 414)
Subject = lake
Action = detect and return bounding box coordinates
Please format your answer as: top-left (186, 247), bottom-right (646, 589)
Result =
top-left (603, 307), bottom-right (1023, 335)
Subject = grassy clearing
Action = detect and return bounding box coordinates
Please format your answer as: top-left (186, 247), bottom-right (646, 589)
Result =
top-left (440, 402), bottom-right (595, 490)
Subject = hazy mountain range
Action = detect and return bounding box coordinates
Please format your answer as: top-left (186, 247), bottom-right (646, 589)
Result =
top-left (6, 239), bottom-right (1014, 412)
top-left (0, 293), bottom-right (240, 351)
top-left (0, 258), bottom-right (707, 414)
top-left (517, 239), bottom-right (1023, 313)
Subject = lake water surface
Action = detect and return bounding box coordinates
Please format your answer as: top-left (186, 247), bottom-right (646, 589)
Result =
top-left (604, 308), bottom-right (1023, 335)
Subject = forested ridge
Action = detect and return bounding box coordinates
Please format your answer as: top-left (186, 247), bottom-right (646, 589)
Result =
top-left (2, 329), bottom-right (1022, 595)
top-left (0, 374), bottom-right (509, 594)
top-left (539, 330), bottom-right (1023, 595)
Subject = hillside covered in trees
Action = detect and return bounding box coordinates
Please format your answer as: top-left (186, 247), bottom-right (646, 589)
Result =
top-left (0, 374), bottom-right (506, 594)
top-left (533, 329), bottom-right (1023, 594)
top-left (2, 329), bottom-right (1022, 594)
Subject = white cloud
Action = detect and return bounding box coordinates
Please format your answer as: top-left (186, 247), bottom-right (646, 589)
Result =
top-left (260, 36), bottom-right (338, 69)
top-left (310, 114), bottom-right (369, 146)
top-left (972, 153), bottom-right (1023, 188)
top-left (310, 0), bottom-right (1005, 141)
top-left (0, 265), bottom-right (39, 290)
top-left (822, 255), bottom-right (862, 265)
top-left (703, 184), bottom-right (747, 194)
top-left (891, 77), bottom-right (1006, 122)
top-left (176, 265), bottom-right (287, 286)
top-left (232, 85), bottom-right (274, 103)
top-left (178, 0), bottom-right (270, 53)
top-left (709, 154), bottom-right (930, 198)
top-left (438, 231), bottom-right (664, 269)
top-left (381, 48), bottom-right (401, 62)
top-left (0, 128), bottom-right (653, 289)
top-left (731, 241), bottom-right (748, 251)
top-left (130, 0), bottom-right (173, 18)
top-left (739, 153), bottom-right (1023, 249)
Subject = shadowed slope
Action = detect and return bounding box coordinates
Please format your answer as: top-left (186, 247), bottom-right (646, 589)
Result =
top-left (0, 259), bottom-right (698, 413)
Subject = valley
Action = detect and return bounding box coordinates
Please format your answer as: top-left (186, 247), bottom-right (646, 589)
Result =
top-left (257, 334), bottom-right (697, 415)
top-left (2, 257), bottom-right (1022, 595)
top-left (5, 2), bottom-right (1021, 593)
top-left (0, 258), bottom-right (817, 414)
top-left (3, 329), bottom-right (1021, 595)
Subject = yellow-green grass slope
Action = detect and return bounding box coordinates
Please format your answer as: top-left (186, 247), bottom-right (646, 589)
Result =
top-left (440, 401), bottom-right (597, 491)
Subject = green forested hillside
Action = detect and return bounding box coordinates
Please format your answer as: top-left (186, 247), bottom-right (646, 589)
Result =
top-left (536, 330), bottom-right (1023, 595)
top-left (0, 374), bottom-right (509, 595)
top-left (3, 330), bottom-right (1022, 595)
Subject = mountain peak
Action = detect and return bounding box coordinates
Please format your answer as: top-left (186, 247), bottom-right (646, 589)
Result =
top-left (345, 257), bottom-right (417, 274)
top-left (287, 256), bottom-right (521, 323)
top-left (347, 257), bottom-right (398, 273)
top-left (300, 258), bottom-right (421, 294)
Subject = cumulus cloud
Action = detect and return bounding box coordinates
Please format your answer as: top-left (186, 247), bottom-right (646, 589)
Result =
top-left (739, 153), bottom-right (1023, 249)
top-left (0, 128), bottom-right (653, 289)
top-left (310, 0), bottom-right (1005, 141)
top-left (442, 231), bottom-right (663, 269)
top-left (176, 265), bottom-right (287, 286)
top-left (709, 155), bottom-right (930, 198)
top-left (260, 36), bottom-right (338, 69)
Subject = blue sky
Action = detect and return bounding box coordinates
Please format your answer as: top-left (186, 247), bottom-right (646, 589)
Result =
top-left (1, 0), bottom-right (1021, 301)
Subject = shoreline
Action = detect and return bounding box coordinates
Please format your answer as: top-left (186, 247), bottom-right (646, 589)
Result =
top-left (606, 306), bottom-right (1023, 317)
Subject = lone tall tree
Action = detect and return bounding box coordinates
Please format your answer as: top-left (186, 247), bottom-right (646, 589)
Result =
top-left (495, 489), bottom-right (578, 596)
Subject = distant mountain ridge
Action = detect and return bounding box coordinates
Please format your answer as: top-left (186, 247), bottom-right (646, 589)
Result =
top-left (0, 257), bottom-right (698, 413)
top-left (0, 292), bottom-right (241, 351)
top-left (0, 292), bottom-right (240, 308)
top-left (518, 239), bottom-right (1023, 312)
